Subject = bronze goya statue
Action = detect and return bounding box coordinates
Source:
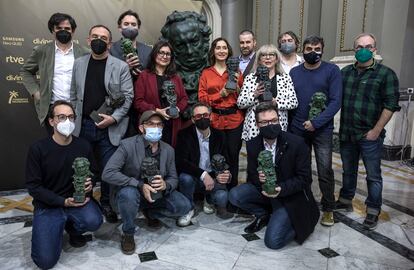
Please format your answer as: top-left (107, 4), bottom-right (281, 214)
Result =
top-left (121, 37), bottom-right (143, 76)
top-left (308, 91), bottom-right (327, 120)
top-left (72, 157), bottom-right (93, 203)
top-left (161, 11), bottom-right (211, 118)
top-left (90, 91), bottom-right (126, 123)
top-left (210, 154), bottom-right (229, 190)
top-left (255, 65), bottom-right (273, 102)
top-left (225, 56), bottom-right (240, 91)
top-left (161, 80), bottom-right (179, 118)
top-left (141, 157), bottom-right (162, 201)
top-left (257, 150), bottom-right (278, 195)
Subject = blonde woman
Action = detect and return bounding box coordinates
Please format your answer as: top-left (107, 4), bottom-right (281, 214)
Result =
top-left (237, 44), bottom-right (298, 141)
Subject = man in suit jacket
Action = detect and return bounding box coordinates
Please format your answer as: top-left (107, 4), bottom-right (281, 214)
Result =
top-left (70, 25), bottom-right (133, 224)
top-left (21, 12), bottom-right (88, 132)
top-left (229, 102), bottom-right (320, 250)
top-left (102, 110), bottom-right (191, 255)
top-left (238, 30), bottom-right (257, 77)
top-left (176, 103), bottom-right (233, 226)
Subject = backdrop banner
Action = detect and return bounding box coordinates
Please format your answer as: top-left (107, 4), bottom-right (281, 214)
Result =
top-left (0, 0), bottom-right (201, 191)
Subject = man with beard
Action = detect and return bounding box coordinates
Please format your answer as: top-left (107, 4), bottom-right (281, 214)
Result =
top-left (238, 30), bottom-right (257, 77)
top-left (21, 13), bottom-right (88, 133)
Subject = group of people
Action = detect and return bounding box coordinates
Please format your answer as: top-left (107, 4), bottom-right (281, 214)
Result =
top-left (21, 10), bottom-right (399, 270)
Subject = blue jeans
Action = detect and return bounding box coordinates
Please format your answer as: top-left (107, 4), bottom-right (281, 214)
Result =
top-left (115, 186), bottom-right (191, 234)
top-left (289, 127), bottom-right (335, 211)
top-left (31, 200), bottom-right (102, 270)
top-left (339, 137), bottom-right (384, 215)
top-left (179, 173), bottom-right (228, 209)
top-left (80, 118), bottom-right (116, 206)
top-left (229, 183), bottom-right (296, 249)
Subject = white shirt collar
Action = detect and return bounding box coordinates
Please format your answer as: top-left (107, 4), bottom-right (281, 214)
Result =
top-left (196, 127), bottom-right (210, 141)
top-left (55, 41), bottom-right (73, 54)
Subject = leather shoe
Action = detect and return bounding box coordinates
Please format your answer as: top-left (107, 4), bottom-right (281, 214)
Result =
top-left (244, 215), bottom-right (270, 234)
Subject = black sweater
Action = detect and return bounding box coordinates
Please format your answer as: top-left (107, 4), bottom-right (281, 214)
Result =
top-left (25, 136), bottom-right (97, 209)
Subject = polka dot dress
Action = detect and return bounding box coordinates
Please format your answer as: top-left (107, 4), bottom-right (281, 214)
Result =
top-left (237, 73), bottom-right (298, 141)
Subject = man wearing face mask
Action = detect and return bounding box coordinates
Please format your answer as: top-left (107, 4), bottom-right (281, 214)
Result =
top-left (26, 100), bottom-right (102, 269)
top-left (289, 35), bottom-right (342, 227)
top-left (175, 103), bottom-right (233, 226)
top-left (70, 25), bottom-right (133, 224)
top-left (102, 110), bottom-right (191, 254)
top-left (229, 102), bottom-right (319, 249)
top-left (21, 13), bottom-right (88, 134)
top-left (277, 31), bottom-right (303, 74)
top-left (335, 33), bottom-right (400, 230)
top-left (110, 9), bottom-right (151, 79)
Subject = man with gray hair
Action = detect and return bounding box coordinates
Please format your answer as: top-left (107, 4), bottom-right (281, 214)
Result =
top-left (335, 33), bottom-right (400, 230)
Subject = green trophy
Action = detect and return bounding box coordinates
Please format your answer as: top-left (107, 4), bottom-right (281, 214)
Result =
top-left (257, 150), bottom-right (278, 195)
top-left (72, 157), bottom-right (93, 203)
top-left (308, 92), bottom-right (327, 120)
top-left (121, 37), bottom-right (143, 76)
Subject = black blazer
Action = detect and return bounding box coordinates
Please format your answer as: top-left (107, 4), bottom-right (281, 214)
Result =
top-left (242, 52), bottom-right (256, 77)
top-left (176, 125), bottom-right (226, 179)
top-left (246, 131), bottom-right (320, 244)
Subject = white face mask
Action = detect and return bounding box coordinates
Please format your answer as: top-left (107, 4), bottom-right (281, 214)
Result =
top-left (56, 119), bottom-right (75, 137)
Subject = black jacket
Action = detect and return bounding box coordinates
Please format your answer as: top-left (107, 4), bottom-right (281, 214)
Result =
top-left (246, 131), bottom-right (320, 244)
top-left (176, 125), bottom-right (226, 179)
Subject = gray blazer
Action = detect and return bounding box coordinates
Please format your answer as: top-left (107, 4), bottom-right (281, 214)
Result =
top-left (102, 135), bottom-right (178, 208)
top-left (70, 54), bottom-right (133, 146)
top-left (110, 40), bottom-right (152, 70)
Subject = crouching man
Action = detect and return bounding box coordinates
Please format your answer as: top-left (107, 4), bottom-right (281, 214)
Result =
top-left (102, 110), bottom-right (191, 255)
top-left (229, 102), bottom-right (320, 249)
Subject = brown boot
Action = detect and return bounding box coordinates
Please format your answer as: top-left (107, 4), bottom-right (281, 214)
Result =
top-left (216, 207), bottom-right (234, 219)
top-left (121, 234), bottom-right (136, 255)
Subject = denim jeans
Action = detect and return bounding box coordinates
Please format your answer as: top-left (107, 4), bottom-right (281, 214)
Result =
top-left (339, 137), bottom-right (384, 215)
top-left (179, 173), bottom-right (229, 209)
top-left (31, 200), bottom-right (102, 270)
top-left (289, 127), bottom-right (335, 212)
top-left (115, 186), bottom-right (191, 234)
top-left (79, 118), bottom-right (116, 207)
top-left (229, 183), bottom-right (295, 249)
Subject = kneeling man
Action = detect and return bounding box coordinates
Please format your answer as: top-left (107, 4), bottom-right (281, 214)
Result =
top-left (229, 102), bottom-right (319, 249)
top-left (26, 100), bottom-right (102, 269)
top-left (102, 110), bottom-right (191, 255)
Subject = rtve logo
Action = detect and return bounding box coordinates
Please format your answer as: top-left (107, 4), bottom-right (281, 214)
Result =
top-left (5, 56), bottom-right (24, 64)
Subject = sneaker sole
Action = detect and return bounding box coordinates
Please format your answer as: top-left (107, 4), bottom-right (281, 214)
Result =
top-left (320, 221), bottom-right (334, 227)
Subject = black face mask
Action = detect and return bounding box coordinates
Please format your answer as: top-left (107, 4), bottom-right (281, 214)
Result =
top-left (194, 118), bottom-right (210, 130)
top-left (303, 51), bottom-right (322, 65)
top-left (259, 124), bottom-right (282, 140)
top-left (56, 30), bottom-right (72, 44)
top-left (90, 39), bottom-right (107, 55)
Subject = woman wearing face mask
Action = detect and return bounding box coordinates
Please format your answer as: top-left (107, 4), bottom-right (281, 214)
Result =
top-left (237, 44), bottom-right (298, 141)
top-left (277, 31), bottom-right (303, 74)
top-left (134, 40), bottom-right (188, 147)
top-left (198, 37), bottom-right (244, 189)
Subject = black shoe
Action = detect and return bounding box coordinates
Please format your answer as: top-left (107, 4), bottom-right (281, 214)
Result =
top-left (102, 205), bottom-right (118, 223)
top-left (334, 200), bottom-right (353, 212)
top-left (363, 214), bottom-right (378, 230)
top-left (244, 215), bottom-right (270, 234)
top-left (142, 209), bottom-right (161, 228)
top-left (69, 234), bottom-right (87, 248)
top-left (121, 234), bottom-right (136, 255)
top-left (216, 207), bottom-right (234, 220)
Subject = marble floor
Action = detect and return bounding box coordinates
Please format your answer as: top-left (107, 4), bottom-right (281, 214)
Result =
top-left (0, 149), bottom-right (413, 270)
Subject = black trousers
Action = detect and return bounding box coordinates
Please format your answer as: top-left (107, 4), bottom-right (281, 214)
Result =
top-left (222, 123), bottom-right (243, 189)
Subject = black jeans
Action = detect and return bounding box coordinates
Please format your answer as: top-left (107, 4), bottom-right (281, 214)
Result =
top-left (221, 123), bottom-right (243, 189)
top-left (290, 126), bottom-right (335, 212)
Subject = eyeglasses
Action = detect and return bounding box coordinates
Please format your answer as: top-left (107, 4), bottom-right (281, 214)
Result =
top-left (157, 51), bottom-right (172, 58)
top-left (54, 114), bottom-right (76, 122)
top-left (192, 113), bottom-right (210, 120)
top-left (260, 53), bottom-right (277, 59)
top-left (144, 121), bottom-right (164, 128)
top-left (257, 119), bottom-right (279, 127)
top-left (355, 44), bottom-right (375, 50)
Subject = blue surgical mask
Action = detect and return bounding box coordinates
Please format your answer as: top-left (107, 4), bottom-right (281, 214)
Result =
top-left (144, 127), bottom-right (162, 142)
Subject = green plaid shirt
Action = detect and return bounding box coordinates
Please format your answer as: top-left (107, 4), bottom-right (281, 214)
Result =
top-left (340, 60), bottom-right (400, 142)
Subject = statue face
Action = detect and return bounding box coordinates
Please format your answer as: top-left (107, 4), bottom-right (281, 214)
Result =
top-left (168, 21), bottom-right (206, 70)
top-left (226, 56), bottom-right (239, 72)
top-left (256, 65), bottom-right (269, 80)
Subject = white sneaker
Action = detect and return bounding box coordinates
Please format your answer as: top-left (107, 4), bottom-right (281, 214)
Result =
top-left (203, 199), bottom-right (215, 214)
top-left (177, 209), bottom-right (194, 227)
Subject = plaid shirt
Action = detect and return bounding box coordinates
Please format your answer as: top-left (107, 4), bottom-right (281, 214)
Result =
top-left (340, 60), bottom-right (400, 142)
